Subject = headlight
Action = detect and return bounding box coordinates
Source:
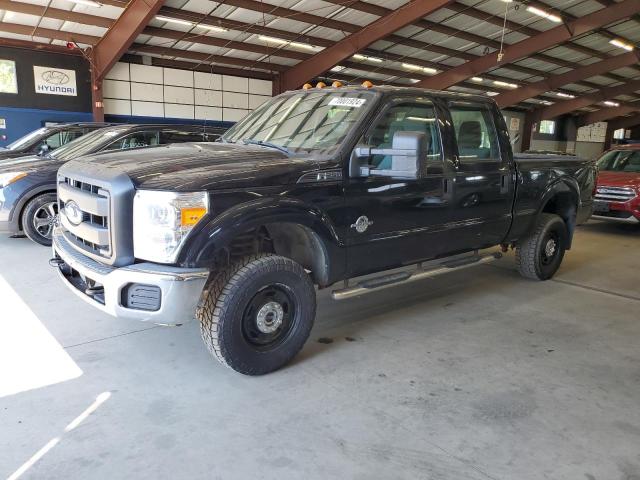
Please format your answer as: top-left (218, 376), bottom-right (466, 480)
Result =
top-left (133, 190), bottom-right (208, 263)
top-left (0, 172), bottom-right (28, 188)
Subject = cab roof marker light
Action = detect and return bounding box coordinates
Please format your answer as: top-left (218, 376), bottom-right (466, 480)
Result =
top-left (526, 6), bottom-right (562, 23)
top-left (609, 39), bottom-right (635, 51)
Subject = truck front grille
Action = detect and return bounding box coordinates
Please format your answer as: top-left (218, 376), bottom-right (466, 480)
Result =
top-left (59, 176), bottom-right (112, 258)
top-left (595, 186), bottom-right (637, 202)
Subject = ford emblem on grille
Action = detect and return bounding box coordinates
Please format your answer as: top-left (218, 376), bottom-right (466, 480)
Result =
top-left (64, 200), bottom-right (83, 226)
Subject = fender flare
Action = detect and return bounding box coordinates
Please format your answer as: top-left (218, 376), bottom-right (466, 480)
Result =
top-left (535, 177), bottom-right (581, 246)
top-left (177, 197), bottom-right (345, 283)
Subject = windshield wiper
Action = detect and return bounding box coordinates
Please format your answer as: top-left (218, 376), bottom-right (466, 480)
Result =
top-left (242, 139), bottom-right (290, 155)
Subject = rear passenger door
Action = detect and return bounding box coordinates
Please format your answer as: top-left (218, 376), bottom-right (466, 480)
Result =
top-left (444, 101), bottom-right (513, 251)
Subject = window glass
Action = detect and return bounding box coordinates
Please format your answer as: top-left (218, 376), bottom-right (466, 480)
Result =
top-left (223, 90), bottom-right (375, 155)
top-left (597, 149), bottom-right (640, 173)
top-left (449, 102), bottom-right (500, 162)
top-left (161, 130), bottom-right (208, 144)
top-left (103, 131), bottom-right (160, 151)
top-left (43, 129), bottom-right (84, 150)
top-left (365, 102), bottom-right (441, 169)
top-left (539, 120), bottom-right (556, 135)
top-left (0, 59), bottom-right (18, 94)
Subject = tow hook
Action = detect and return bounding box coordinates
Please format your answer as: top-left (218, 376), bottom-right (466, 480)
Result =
top-left (49, 257), bottom-right (64, 267)
top-left (49, 257), bottom-right (72, 275)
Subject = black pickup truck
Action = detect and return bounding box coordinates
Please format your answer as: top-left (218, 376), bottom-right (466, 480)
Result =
top-left (51, 86), bottom-right (596, 375)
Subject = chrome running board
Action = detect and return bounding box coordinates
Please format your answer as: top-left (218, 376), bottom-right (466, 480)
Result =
top-left (331, 251), bottom-right (502, 301)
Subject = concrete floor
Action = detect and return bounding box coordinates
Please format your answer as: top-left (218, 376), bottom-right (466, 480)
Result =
top-left (1, 220), bottom-right (639, 480)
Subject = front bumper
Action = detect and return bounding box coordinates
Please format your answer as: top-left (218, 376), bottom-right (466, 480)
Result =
top-left (52, 227), bottom-right (209, 325)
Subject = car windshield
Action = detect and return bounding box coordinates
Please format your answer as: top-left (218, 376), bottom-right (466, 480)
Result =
top-left (50, 127), bottom-right (127, 161)
top-left (223, 90), bottom-right (376, 155)
top-left (597, 149), bottom-right (640, 173)
top-left (6, 127), bottom-right (49, 151)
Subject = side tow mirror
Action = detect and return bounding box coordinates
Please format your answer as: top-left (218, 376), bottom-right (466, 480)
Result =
top-left (351, 131), bottom-right (427, 179)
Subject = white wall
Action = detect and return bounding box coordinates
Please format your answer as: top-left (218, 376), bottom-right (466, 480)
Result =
top-left (103, 62), bottom-right (272, 122)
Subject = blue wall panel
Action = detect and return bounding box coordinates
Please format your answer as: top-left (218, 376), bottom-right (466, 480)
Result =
top-left (0, 107), bottom-right (93, 148)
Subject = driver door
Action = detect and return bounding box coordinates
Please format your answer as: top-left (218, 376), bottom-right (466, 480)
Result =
top-left (344, 98), bottom-right (451, 278)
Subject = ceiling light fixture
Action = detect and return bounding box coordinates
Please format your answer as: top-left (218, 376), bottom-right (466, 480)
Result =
top-left (352, 54), bottom-right (383, 63)
top-left (471, 77), bottom-right (484, 82)
top-left (402, 63), bottom-right (437, 74)
top-left (556, 92), bottom-right (576, 98)
top-left (67, 0), bottom-right (103, 6)
top-left (493, 80), bottom-right (518, 88)
top-left (486, 91), bottom-right (499, 96)
top-left (604, 101), bottom-right (620, 107)
top-left (609, 39), bottom-right (635, 51)
top-left (330, 65), bottom-right (345, 72)
top-left (258, 35), bottom-right (316, 51)
top-left (199, 24), bottom-right (228, 33)
top-left (526, 6), bottom-right (562, 23)
top-left (155, 16), bottom-right (194, 26)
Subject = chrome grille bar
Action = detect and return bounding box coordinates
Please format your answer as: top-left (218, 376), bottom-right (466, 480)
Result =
top-left (595, 186), bottom-right (636, 203)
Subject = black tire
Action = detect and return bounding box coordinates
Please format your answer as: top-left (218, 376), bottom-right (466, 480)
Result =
top-left (516, 213), bottom-right (568, 281)
top-left (21, 193), bottom-right (58, 246)
top-left (196, 254), bottom-right (316, 375)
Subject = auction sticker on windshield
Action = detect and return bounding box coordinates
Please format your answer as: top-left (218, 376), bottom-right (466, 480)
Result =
top-left (328, 97), bottom-right (367, 108)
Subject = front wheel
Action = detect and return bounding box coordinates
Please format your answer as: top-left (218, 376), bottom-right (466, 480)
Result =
top-left (21, 193), bottom-right (58, 246)
top-left (515, 213), bottom-right (568, 280)
top-left (197, 254), bottom-right (316, 375)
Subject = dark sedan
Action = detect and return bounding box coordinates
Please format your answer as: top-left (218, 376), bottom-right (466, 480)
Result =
top-left (0, 123), bottom-right (226, 245)
top-left (0, 123), bottom-right (113, 161)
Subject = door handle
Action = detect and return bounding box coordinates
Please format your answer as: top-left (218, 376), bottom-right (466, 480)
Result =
top-left (500, 174), bottom-right (509, 194)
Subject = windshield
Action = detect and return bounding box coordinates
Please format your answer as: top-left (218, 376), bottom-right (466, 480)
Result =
top-left (223, 90), bottom-right (376, 154)
top-left (50, 127), bottom-right (125, 161)
top-left (6, 127), bottom-right (49, 151)
top-left (597, 149), bottom-right (640, 173)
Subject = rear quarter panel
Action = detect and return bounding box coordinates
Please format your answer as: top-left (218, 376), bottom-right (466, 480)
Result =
top-left (507, 154), bottom-right (596, 242)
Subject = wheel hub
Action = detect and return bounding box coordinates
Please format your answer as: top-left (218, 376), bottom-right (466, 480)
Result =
top-left (256, 301), bottom-right (284, 334)
top-left (544, 238), bottom-right (557, 258)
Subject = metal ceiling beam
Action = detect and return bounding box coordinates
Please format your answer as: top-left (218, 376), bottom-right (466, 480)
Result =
top-left (415, 0), bottom-right (640, 90)
top-left (538, 79), bottom-right (640, 120)
top-left (129, 44), bottom-right (288, 72)
top-left (609, 114), bottom-right (640, 130)
top-left (320, 0), bottom-right (624, 85)
top-left (577, 104), bottom-right (640, 126)
top-left (120, 54), bottom-right (274, 81)
top-left (280, 0), bottom-right (454, 91)
top-left (495, 51), bottom-right (640, 108)
top-left (0, 37), bottom-right (85, 56)
top-left (91, 0), bottom-right (164, 81)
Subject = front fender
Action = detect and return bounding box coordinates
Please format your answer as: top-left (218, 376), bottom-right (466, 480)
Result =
top-left (177, 196), bottom-right (345, 274)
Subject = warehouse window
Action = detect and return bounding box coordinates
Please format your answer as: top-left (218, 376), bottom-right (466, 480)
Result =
top-left (613, 128), bottom-right (626, 140)
top-left (539, 120), bottom-right (556, 135)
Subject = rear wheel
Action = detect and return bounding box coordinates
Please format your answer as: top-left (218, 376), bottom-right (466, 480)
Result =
top-left (22, 193), bottom-right (58, 246)
top-left (516, 213), bottom-right (568, 280)
top-left (197, 254), bottom-right (316, 375)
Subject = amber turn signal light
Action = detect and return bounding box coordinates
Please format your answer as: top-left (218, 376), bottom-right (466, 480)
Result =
top-left (181, 207), bottom-right (207, 227)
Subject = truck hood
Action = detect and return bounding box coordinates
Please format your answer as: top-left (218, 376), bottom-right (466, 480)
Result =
top-left (597, 170), bottom-right (640, 190)
top-left (69, 143), bottom-right (326, 190)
